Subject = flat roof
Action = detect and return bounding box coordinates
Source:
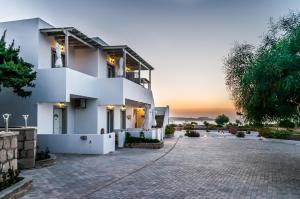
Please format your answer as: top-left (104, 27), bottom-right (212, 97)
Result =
top-left (103, 45), bottom-right (154, 70)
top-left (40, 27), bottom-right (154, 70)
top-left (40, 27), bottom-right (103, 48)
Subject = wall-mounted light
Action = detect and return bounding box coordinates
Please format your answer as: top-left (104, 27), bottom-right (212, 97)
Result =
top-left (120, 105), bottom-right (126, 111)
top-left (106, 105), bottom-right (114, 110)
top-left (107, 56), bottom-right (115, 65)
top-left (56, 102), bottom-right (65, 108)
top-left (60, 44), bottom-right (64, 51)
top-left (125, 66), bottom-right (131, 72)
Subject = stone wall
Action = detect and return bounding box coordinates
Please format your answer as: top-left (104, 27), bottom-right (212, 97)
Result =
top-left (0, 128), bottom-right (37, 169)
top-left (0, 132), bottom-right (18, 178)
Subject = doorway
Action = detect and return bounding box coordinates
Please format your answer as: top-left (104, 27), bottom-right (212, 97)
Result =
top-left (107, 109), bottom-right (114, 133)
top-left (120, 109), bottom-right (126, 130)
top-left (53, 107), bottom-right (67, 134)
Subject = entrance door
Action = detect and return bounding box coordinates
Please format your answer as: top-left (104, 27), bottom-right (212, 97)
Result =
top-left (107, 109), bottom-right (114, 133)
top-left (120, 110), bottom-right (126, 130)
top-left (53, 107), bottom-right (67, 134)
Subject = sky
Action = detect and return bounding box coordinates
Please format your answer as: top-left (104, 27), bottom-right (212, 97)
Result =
top-left (0, 0), bottom-right (300, 119)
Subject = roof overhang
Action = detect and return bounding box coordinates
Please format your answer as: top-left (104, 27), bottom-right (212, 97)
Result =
top-left (103, 45), bottom-right (154, 70)
top-left (40, 27), bottom-right (102, 49)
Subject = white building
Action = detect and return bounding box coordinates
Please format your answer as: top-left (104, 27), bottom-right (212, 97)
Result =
top-left (0, 18), bottom-right (169, 154)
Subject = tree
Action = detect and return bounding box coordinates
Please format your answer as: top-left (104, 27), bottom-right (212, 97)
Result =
top-left (224, 11), bottom-right (300, 124)
top-left (0, 30), bottom-right (36, 97)
top-left (215, 114), bottom-right (230, 126)
top-left (203, 121), bottom-right (209, 132)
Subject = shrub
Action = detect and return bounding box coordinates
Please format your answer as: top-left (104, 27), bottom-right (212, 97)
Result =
top-left (125, 133), bottom-right (160, 143)
top-left (215, 114), bottom-right (230, 126)
top-left (185, 130), bottom-right (200, 137)
top-left (165, 124), bottom-right (175, 135)
top-left (258, 128), bottom-right (293, 139)
top-left (183, 124), bottom-right (194, 130)
top-left (0, 169), bottom-right (22, 191)
top-left (36, 147), bottom-right (50, 161)
top-left (279, 120), bottom-right (295, 128)
top-left (236, 131), bottom-right (245, 138)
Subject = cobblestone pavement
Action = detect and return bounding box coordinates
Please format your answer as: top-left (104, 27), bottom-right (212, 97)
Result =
top-left (22, 132), bottom-right (300, 199)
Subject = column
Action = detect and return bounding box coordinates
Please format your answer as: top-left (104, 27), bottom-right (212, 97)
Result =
top-left (65, 31), bottom-right (69, 67)
top-left (123, 49), bottom-right (126, 78)
top-left (139, 62), bottom-right (141, 85)
top-left (149, 69), bottom-right (151, 90)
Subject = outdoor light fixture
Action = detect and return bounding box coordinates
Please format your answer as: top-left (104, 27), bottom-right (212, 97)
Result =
top-left (107, 56), bottom-right (115, 65)
top-left (106, 105), bottom-right (114, 110)
top-left (2, 113), bottom-right (10, 132)
top-left (121, 105), bottom-right (126, 111)
top-left (57, 102), bottom-right (65, 108)
top-left (22, 114), bottom-right (29, 128)
top-left (125, 66), bottom-right (131, 72)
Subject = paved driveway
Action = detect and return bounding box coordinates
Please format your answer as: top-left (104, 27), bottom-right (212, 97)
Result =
top-left (22, 131), bottom-right (300, 199)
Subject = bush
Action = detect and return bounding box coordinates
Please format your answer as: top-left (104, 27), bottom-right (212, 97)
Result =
top-left (183, 124), bottom-right (194, 130)
top-left (125, 133), bottom-right (160, 143)
top-left (185, 130), bottom-right (200, 137)
top-left (0, 169), bottom-right (22, 191)
top-left (236, 131), bottom-right (245, 138)
top-left (279, 120), bottom-right (295, 128)
top-left (36, 147), bottom-right (50, 161)
top-left (258, 128), bottom-right (293, 139)
top-left (165, 124), bottom-right (175, 135)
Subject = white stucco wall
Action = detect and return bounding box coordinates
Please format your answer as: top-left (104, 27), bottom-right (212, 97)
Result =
top-left (37, 103), bottom-right (54, 134)
top-left (74, 100), bottom-right (98, 134)
top-left (37, 133), bottom-right (115, 154)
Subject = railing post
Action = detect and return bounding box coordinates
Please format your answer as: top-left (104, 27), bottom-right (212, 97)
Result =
top-left (123, 49), bottom-right (126, 78)
top-left (65, 31), bottom-right (69, 67)
top-left (149, 69), bottom-right (151, 90)
top-left (139, 62), bottom-right (141, 85)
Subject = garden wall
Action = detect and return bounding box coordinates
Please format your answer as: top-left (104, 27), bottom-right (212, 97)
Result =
top-left (0, 132), bottom-right (18, 180)
top-left (0, 128), bottom-right (37, 169)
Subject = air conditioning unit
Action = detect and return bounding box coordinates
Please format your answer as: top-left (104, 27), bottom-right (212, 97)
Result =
top-left (74, 99), bottom-right (87, 109)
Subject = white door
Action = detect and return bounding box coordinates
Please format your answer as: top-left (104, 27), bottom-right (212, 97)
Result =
top-left (53, 108), bottom-right (62, 134)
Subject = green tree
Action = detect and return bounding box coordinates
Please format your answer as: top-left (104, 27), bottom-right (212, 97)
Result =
top-left (215, 114), bottom-right (230, 126)
top-left (224, 11), bottom-right (300, 124)
top-left (0, 30), bottom-right (36, 97)
top-left (203, 121), bottom-right (209, 132)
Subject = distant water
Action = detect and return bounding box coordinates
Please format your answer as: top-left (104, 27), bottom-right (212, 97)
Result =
top-left (170, 119), bottom-right (216, 125)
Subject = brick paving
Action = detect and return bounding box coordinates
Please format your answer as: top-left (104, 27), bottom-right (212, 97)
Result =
top-left (22, 131), bottom-right (300, 199)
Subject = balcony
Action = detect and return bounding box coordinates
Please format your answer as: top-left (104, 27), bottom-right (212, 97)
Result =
top-left (103, 45), bottom-right (154, 90)
top-left (98, 77), bottom-right (154, 106)
top-left (36, 67), bottom-right (98, 102)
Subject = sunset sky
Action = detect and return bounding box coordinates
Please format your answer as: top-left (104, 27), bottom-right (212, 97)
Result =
top-left (1, 0), bottom-right (300, 119)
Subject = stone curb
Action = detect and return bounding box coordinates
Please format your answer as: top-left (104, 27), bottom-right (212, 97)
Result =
top-left (35, 154), bottom-right (56, 168)
top-left (0, 177), bottom-right (32, 199)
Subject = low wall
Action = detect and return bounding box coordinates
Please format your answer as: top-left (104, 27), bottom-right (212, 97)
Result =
top-left (37, 133), bottom-right (115, 154)
top-left (127, 128), bottom-right (163, 141)
top-left (0, 132), bottom-right (18, 180)
top-left (0, 128), bottom-right (37, 169)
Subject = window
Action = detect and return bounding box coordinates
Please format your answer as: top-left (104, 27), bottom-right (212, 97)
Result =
top-left (120, 110), bottom-right (126, 130)
top-left (106, 109), bottom-right (114, 133)
top-left (107, 64), bottom-right (115, 78)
